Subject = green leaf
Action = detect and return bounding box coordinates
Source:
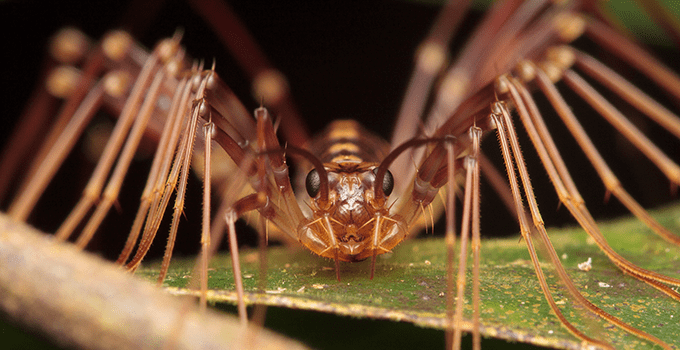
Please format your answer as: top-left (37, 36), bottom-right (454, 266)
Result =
top-left (140, 203), bottom-right (680, 349)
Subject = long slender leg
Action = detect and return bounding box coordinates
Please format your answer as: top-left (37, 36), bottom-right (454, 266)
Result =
top-left (153, 75), bottom-right (210, 284)
top-left (506, 69), bottom-right (680, 293)
top-left (636, 0), bottom-right (680, 47)
top-left (206, 128), bottom-right (258, 260)
top-left (529, 59), bottom-right (680, 246)
top-left (390, 0), bottom-right (471, 150)
top-left (253, 107), bottom-right (306, 227)
top-left (173, 114), bottom-right (218, 330)
top-left (223, 189), bottom-right (305, 326)
top-left (74, 60), bottom-right (170, 248)
top-left (224, 190), bottom-right (294, 325)
top-left (52, 37), bottom-right (174, 241)
top-left (24, 29), bottom-right (97, 166)
top-left (207, 151), bottom-right (255, 318)
top-left (469, 128), bottom-right (482, 350)
top-left (9, 48), bottom-right (106, 217)
top-left (492, 104), bottom-right (614, 350)
top-left (125, 69), bottom-right (204, 272)
top-left (218, 105), bottom-right (327, 321)
top-left (381, 135), bottom-right (489, 348)
top-left (8, 78), bottom-right (106, 222)
top-left (0, 47), bottom-right (83, 204)
top-left (7, 30), bottom-right (142, 221)
top-left (199, 119), bottom-right (213, 312)
top-left (190, 138), bottom-right (256, 323)
top-left (0, 80), bottom-right (58, 205)
top-left (155, 92), bottom-right (306, 320)
top-left (188, 0), bottom-right (309, 149)
top-left (478, 153), bottom-right (517, 220)
top-left (425, 0), bottom-right (558, 134)
top-left (116, 72), bottom-right (191, 264)
top-left (0, 28), bottom-right (91, 203)
top-left (570, 47), bottom-right (680, 139)
top-left (451, 127), bottom-right (482, 350)
top-left (391, 0), bottom-right (528, 196)
top-left (250, 214), bottom-right (269, 327)
top-left (225, 207), bottom-right (248, 327)
top-left (124, 89), bottom-right (192, 269)
top-left (562, 69), bottom-right (680, 187)
top-left (497, 79), bottom-right (675, 348)
top-left (585, 18), bottom-right (680, 102)
top-left (444, 140), bottom-right (456, 350)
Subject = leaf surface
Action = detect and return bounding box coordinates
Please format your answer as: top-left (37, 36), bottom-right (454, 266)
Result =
top-left (140, 203), bottom-right (680, 349)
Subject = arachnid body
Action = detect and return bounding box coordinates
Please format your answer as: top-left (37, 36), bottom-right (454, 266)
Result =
top-left (1, 1), bottom-right (680, 349)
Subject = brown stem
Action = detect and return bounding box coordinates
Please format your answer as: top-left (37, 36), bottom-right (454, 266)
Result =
top-left (0, 213), bottom-right (308, 350)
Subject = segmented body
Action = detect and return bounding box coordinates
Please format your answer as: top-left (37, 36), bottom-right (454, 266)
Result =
top-left (1, 1), bottom-right (680, 350)
top-left (301, 120), bottom-right (399, 261)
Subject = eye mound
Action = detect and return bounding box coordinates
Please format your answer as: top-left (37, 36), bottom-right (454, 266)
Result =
top-left (305, 168), bottom-right (321, 197)
top-left (373, 167), bottom-right (394, 196)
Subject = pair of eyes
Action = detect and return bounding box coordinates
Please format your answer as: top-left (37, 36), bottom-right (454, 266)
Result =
top-left (305, 168), bottom-right (395, 198)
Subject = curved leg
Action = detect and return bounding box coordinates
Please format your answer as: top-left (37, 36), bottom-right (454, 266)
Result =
top-left (496, 76), bottom-right (675, 349)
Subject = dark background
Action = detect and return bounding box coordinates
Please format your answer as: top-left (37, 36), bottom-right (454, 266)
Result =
top-left (1, 0), bottom-right (678, 246)
top-left (0, 1), bottom-right (678, 349)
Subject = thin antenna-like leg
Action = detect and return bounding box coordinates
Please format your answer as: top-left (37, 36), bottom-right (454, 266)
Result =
top-left (492, 104), bottom-right (613, 350)
top-left (153, 78), bottom-right (210, 284)
top-left (529, 61), bottom-right (680, 246)
top-left (478, 153), bottom-right (516, 220)
top-left (452, 127), bottom-right (482, 350)
top-left (0, 28), bottom-right (92, 203)
top-left (126, 70), bottom-right (203, 270)
top-left (585, 19), bottom-right (680, 102)
top-left (0, 67), bottom-right (64, 204)
top-left (571, 48), bottom-right (680, 139)
top-left (199, 118), bottom-right (214, 312)
top-left (125, 69), bottom-right (202, 272)
top-left (8, 81), bottom-right (105, 222)
top-left (116, 74), bottom-right (190, 264)
top-left (469, 128), bottom-right (482, 350)
top-left (75, 65), bottom-right (168, 249)
top-left (8, 31), bottom-right (147, 223)
top-left (225, 208), bottom-right (248, 326)
top-left (562, 69), bottom-right (680, 187)
top-left (12, 49), bottom-right (107, 211)
top-left (223, 190), bottom-right (294, 326)
top-left (197, 150), bottom-right (256, 324)
top-left (188, 0), bottom-right (309, 148)
top-left (499, 78), bottom-right (675, 348)
top-left (444, 140), bottom-right (456, 350)
top-left (53, 42), bottom-right (166, 241)
top-left (391, 0), bottom-right (471, 149)
top-left (207, 151), bottom-right (255, 260)
top-left (507, 70), bottom-right (680, 294)
top-left (635, 0), bottom-right (680, 48)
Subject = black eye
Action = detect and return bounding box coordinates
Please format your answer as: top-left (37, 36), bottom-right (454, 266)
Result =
top-left (305, 168), bottom-right (321, 197)
top-left (373, 167), bottom-right (394, 196)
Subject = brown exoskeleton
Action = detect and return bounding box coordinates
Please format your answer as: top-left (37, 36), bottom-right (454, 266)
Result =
top-left (1, 1), bottom-right (680, 349)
